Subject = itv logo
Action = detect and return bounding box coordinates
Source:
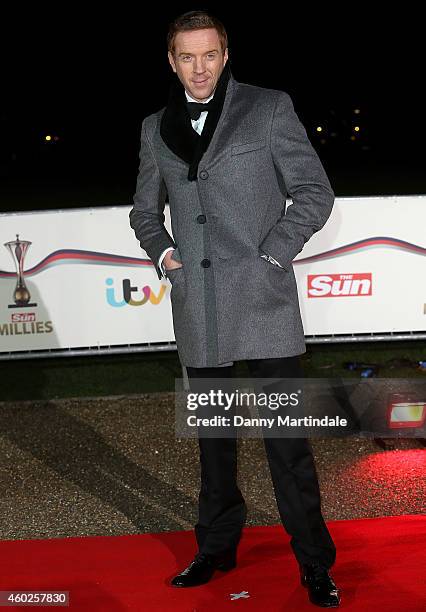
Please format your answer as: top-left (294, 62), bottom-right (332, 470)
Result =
top-left (106, 277), bottom-right (168, 307)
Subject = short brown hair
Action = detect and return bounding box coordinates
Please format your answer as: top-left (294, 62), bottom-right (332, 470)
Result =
top-left (167, 10), bottom-right (228, 55)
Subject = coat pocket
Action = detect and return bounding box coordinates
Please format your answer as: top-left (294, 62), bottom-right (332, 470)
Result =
top-left (231, 139), bottom-right (267, 156)
top-left (258, 254), bottom-right (291, 301)
top-left (166, 267), bottom-right (186, 304)
top-left (166, 266), bottom-right (184, 284)
top-left (170, 247), bottom-right (182, 263)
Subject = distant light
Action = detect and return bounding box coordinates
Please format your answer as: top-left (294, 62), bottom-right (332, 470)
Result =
top-left (45, 135), bottom-right (52, 141)
top-left (354, 126), bottom-right (360, 132)
top-left (354, 108), bottom-right (361, 114)
top-left (316, 126), bottom-right (323, 132)
top-left (350, 135), bottom-right (356, 141)
top-left (387, 397), bottom-right (426, 430)
top-left (53, 136), bottom-right (60, 142)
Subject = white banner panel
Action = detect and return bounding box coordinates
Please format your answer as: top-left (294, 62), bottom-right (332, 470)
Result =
top-left (0, 196), bottom-right (425, 353)
top-left (293, 195), bottom-right (426, 335)
top-left (0, 206), bottom-right (175, 352)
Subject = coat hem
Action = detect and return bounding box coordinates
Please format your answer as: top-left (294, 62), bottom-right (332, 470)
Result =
top-left (179, 344), bottom-right (307, 368)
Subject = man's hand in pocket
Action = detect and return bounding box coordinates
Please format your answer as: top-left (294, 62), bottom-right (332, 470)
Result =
top-left (164, 250), bottom-right (183, 271)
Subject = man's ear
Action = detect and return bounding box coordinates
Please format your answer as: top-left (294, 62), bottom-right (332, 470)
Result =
top-left (168, 51), bottom-right (177, 73)
top-left (223, 47), bottom-right (229, 66)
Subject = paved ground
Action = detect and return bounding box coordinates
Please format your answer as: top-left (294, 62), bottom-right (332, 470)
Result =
top-left (0, 393), bottom-right (424, 541)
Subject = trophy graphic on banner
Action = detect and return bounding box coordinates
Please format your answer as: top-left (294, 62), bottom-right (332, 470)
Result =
top-left (4, 234), bottom-right (38, 308)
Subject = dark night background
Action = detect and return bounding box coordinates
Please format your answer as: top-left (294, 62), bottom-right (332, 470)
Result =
top-left (1, 6), bottom-right (424, 212)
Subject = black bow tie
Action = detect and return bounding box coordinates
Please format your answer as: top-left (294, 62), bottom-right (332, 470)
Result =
top-left (186, 100), bottom-right (215, 120)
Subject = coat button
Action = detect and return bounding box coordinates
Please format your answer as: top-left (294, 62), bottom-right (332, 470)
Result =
top-left (199, 170), bottom-right (209, 180)
top-left (201, 258), bottom-right (211, 268)
top-left (197, 214), bottom-right (206, 224)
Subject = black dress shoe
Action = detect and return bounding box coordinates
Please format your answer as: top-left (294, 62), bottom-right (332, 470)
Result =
top-left (171, 550), bottom-right (237, 587)
top-left (300, 562), bottom-right (340, 607)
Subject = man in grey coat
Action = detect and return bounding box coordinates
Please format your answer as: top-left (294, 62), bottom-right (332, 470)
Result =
top-left (129, 10), bottom-right (340, 607)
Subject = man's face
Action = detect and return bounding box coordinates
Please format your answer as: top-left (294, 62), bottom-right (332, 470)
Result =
top-left (168, 28), bottom-right (228, 102)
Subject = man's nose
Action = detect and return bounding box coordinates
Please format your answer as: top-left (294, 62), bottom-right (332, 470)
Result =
top-left (193, 58), bottom-right (206, 73)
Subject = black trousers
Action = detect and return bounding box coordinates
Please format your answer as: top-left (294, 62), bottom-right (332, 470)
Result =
top-left (186, 356), bottom-right (336, 569)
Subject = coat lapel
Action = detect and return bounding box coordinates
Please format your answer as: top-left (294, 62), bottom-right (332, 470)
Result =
top-left (159, 64), bottom-right (238, 176)
top-left (198, 74), bottom-right (237, 168)
top-left (160, 78), bottom-right (200, 165)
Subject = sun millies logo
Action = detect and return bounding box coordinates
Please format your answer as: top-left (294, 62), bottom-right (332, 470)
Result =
top-left (307, 273), bottom-right (372, 298)
top-left (1, 235), bottom-right (54, 337)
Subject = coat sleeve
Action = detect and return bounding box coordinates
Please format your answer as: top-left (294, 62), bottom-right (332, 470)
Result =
top-left (129, 116), bottom-right (176, 280)
top-left (259, 92), bottom-right (335, 271)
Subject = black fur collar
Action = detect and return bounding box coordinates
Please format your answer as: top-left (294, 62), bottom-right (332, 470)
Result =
top-left (160, 61), bottom-right (232, 181)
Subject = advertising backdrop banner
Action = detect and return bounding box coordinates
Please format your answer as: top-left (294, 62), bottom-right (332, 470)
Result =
top-left (1, 196), bottom-right (425, 354)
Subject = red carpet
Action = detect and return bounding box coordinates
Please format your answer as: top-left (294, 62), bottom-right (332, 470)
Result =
top-left (0, 515), bottom-right (425, 611)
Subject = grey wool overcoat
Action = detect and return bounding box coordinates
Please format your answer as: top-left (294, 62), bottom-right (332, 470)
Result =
top-left (129, 73), bottom-right (335, 367)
